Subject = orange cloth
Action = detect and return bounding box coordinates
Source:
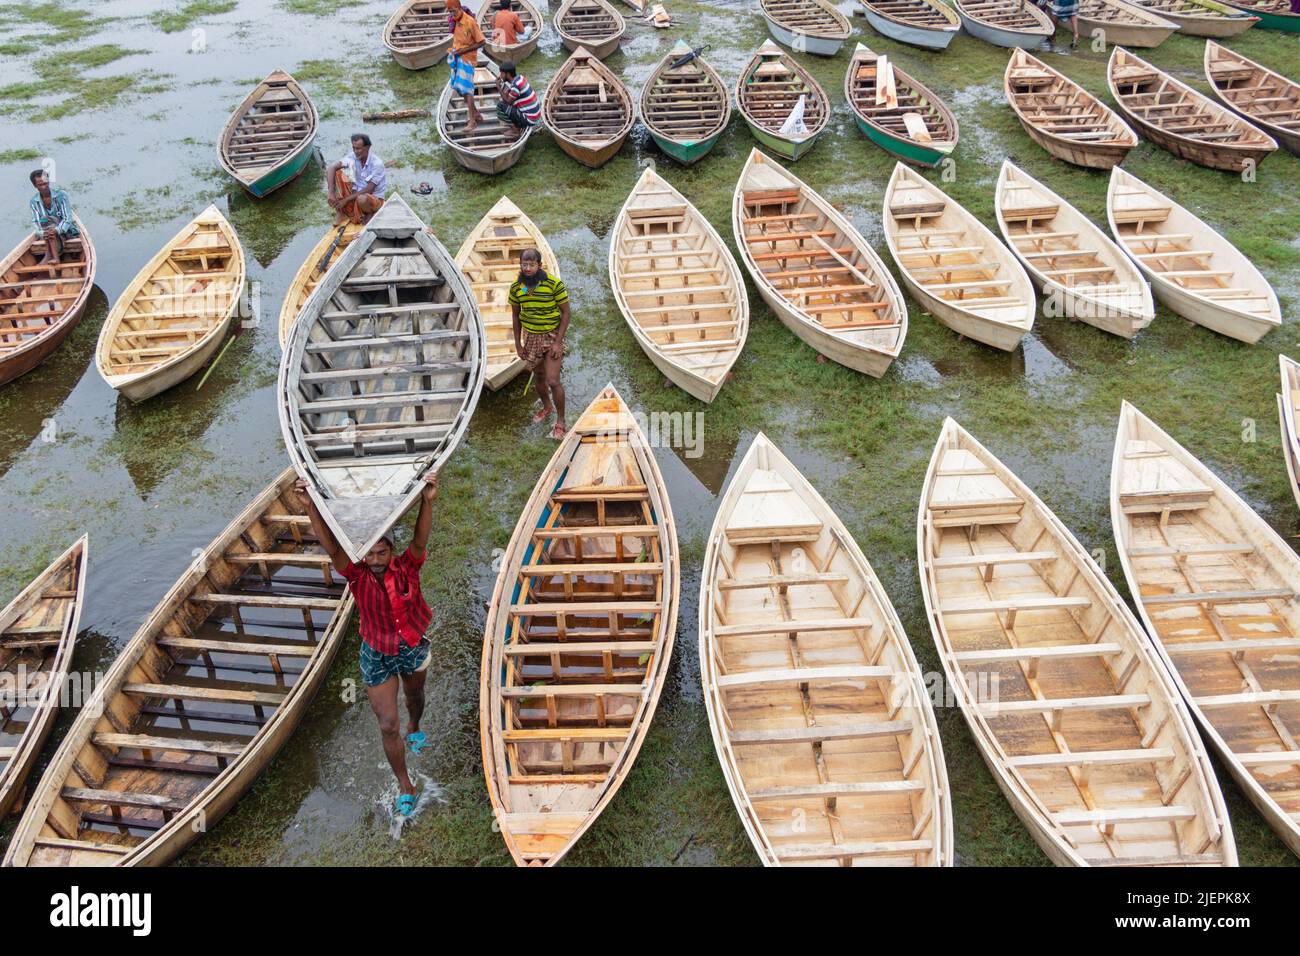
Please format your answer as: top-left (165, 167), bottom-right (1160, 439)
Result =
top-left (452, 10), bottom-right (484, 66)
top-left (492, 9), bottom-right (524, 44)
top-left (333, 167), bottom-right (383, 225)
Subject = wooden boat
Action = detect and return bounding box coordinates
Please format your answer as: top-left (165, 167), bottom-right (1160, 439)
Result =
top-left (1111, 402), bottom-right (1300, 857)
top-left (1204, 41), bottom-right (1300, 156)
top-left (277, 221), bottom-right (363, 348)
top-left (554, 0), bottom-right (625, 59)
top-left (438, 59), bottom-right (538, 175)
top-left (736, 40), bottom-right (830, 162)
top-left (96, 205), bottom-right (245, 403)
top-left (1224, 0), bottom-right (1299, 29)
top-left (760, 0), bottom-right (852, 55)
top-left (1076, 0), bottom-right (1180, 46)
top-left (383, 0), bottom-right (453, 69)
top-left (278, 196), bottom-right (484, 560)
top-left (609, 168), bottom-right (748, 403)
top-left (1108, 47), bottom-right (1277, 172)
top-left (1278, 355), bottom-right (1300, 511)
top-left (733, 149), bottom-right (908, 377)
top-left (1106, 167), bottom-right (1280, 343)
top-left (544, 47), bottom-right (634, 168)
top-left (1004, 49), bottom-right (1138, 169)
top-left (857, 0), bottom-right (961, 49)
top-left (1125, 0), bottom-right (1258, 34)
top-left (919, 418), bottom-right (1236, 866)
top-left (954, 0), bottom-right (1054, 47)
top-left (479, 0), bottom-right (544, 64)
top-left (641, 40), bottom-right (731, 165)
top-left (455, 196), bottom-right (559, 392)
top-left (2, 472), bottom-right (355, 867)
top-left (0, 537), bottom-right (86, 822)
top-left (883, 162), bottom-right (1034, 352)
top-left (0, 216), bottom-right (96, 387)
top-left (702, 433), bottom-right (952, 866)
top-left (995, 161), bottom-right (1154, 338)
top-left (845, 43), bottom-right (959, 168)
top-left (479, 386), bottom-right (679, 866)
top-left (218, 70), bottom-right (317, 198)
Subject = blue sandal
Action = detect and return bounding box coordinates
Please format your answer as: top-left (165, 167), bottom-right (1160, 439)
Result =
top-left (406, 731), bottom-right (429, 754)
top-left (396, 793), bottom-right (417, 817)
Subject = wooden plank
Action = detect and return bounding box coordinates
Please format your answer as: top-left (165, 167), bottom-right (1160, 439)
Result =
top-left (715, 665), bottom-right (893, 689)
top-left (1007, 747), bottom-right (1174, 768)
top-left (729, 720), bottom-right (912, 746)
top-left (92, 731), bottom-right (246, 757)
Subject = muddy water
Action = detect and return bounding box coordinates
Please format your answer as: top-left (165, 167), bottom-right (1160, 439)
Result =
top-left (0, 0), bottom-right (1297, 864)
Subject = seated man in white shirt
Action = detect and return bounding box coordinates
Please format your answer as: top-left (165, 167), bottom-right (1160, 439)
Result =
top-left (325, 133), bottom-right (387, 225)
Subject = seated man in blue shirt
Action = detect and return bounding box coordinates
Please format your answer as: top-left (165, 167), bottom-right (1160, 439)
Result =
top-left (28, 169), bottom-right (79, 265)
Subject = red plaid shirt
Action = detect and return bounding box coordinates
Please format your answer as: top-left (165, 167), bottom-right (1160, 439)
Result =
top-left (342, 547), bottom-right (432, 655)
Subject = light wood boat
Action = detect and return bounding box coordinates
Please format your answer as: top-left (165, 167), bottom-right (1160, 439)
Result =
top-left (438, 60), bottom-right (538, 175)
top-left (954, 0), bottom-right (1054, 47)
top-left (857, 0), bottom-right (961, 49)
top-left (736, 40), bottom-right (830, 162)
top-left (702, 433), bottom-right (952, 866)
top-left (1204, 41), bottom-right (1300, 156)
top-left (1004, 48), bottom-right (1138, 169)
top-left (1076, 0), bottom-right (1181, 46)
top-left (920, 417), bottom-right (1236, 866)
top-left (218, 70), bottom-right (317, 198)
top-left (1110, 402), bottom-right (1300, 857)
top-left (845, 43), bottom-right (958, 168)
top-left (0, 216), bottom-right (96, 386)
top-left (479, 0), bottom-right (545, 64)
top-left (641, 40), bottom-right (731, 165)
top-left (760, 0), bottom-right (852, 55)
top-left (609, 168), bottom-right (748, 403)
top-left (555, 0), bottom-right (625, 59)
top-left (383, 0), bottom-right (453, 70)
top-left (1223, 0), bottom-right (1299, 29)
top-left (96, 205), bottom-right (245, 403)
top-left (277, 221), bottom-right (363, 348)
top-left (734, 149), bottom-right (907, 377)
top-left (1106, 167), bottom-right (1280, 343)
top-left (883, 162), bottom-right (1034, 352)
top-left (1108, 47), bottom-right (1277, 172)
top-left (1125, 0), bottom-right (1258, 34)
top-left (0, 537), bottom-right (86, 822)
top-left (480, 385), bottom-right (679, 866)
top-left (455, 196), bottom-right (559, 392)
top-left (278, 196), bottom-right (484, 561)
top-left (1278, 355), bottom-right (1300, 511)
top-left (995, 161), bottom-right (1154, 338)
top-left (544, 46), bottom-right (634, 168)
top-left (2, 471), bottom-right (354, 867)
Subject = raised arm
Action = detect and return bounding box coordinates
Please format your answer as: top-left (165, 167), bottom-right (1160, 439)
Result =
top-left (294, 479), bottom-right (350, 575)
top-left (410, 473), bottom-right (439, 558)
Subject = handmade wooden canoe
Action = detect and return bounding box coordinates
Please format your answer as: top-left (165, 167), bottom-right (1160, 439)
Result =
top-left (277, 221), bottom-right (363, 348)
top-left (760, 0), bottom-right (852, 55)
top-left (454, 196), bottom-right (559, 391)
top-left (641, 40), bottom-right (731, 165)
top-left (96, 205), bottom-right (245, 403)
top-left (954, 0), bottom-right (1054, 47)
top-left (0, 216), bottom-right (96, 387)
top-left (1204, 41), bottom-right (1300, 156)
top-left (1110, 402), bottom-right (1300, 857)
top-left (1106, 167), bottom-right (1279, 343)
top-left (1076, 0), bottom-right (1181, 45)
top-left (610, 168), bottom-right (748, 403)
top-left (857, 0), bottom-right (961, 49)
top-left (736, 40), bottom-right (830, 162)
top-left (920, 418), bottom-right (1236, 866)
top-left (702, 433), bottom-right (952, 866)
top-left (218, 70), bottom-right (317, 198)
top-left (995, 161), bottom-right (1153, 338)
top-left (1004, 48), bottom-right (1138, 169)
top-left (845, 43), bottom-right (958, 168)
top-left (383, 0), bottom-right (453, 69)
top-left (734, 149), bottom-right (908, 377)
top-left (1224, 0), bottom-right (1299, 29)
top-left (480, 385), bottom-right (679, 866)
top-left (2, 472), bottom-right (354, 867)
top-left (555, 0), bottom-right (625, 58)
top-left (1125, 0), bottom-right (1258, 34)
top-left (1108, 47), bottom-right (1277, 172)
top-left (1278, 355), bottom-right (1300, 511)
top-left (883, 162), bottom-right (1034, 352)
top-left (479, 0), bottom-right (544, 64)
top-left (544, 46), bottom-right (634, 168)
top-left (0, 537), bottom-right (86, 822)
top-left (278, 196), bottom-right (484, 561)
top-left (438, 60), bottom-right (538, 174)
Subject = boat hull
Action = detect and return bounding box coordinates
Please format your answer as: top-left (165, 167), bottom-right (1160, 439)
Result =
top-left (763, 13), bottom-right (846, 54)
top-left (1134, 3), bottom-right (1258, 33)
top-left (559, 33), bottom-right (621, 58)
top-left (1078, 17), bottom-right (1179, 45)
top-left (1022, 122), bottom-right (1132, 168)
top-left (958, 12), bottom-right (1049, 46)
top-left (759, 284), bottom-right (896, 376)
top-left (0, 226), bottom-right (96, 386)
top-left (387, 39), bottom-right (453, 69)
top-left (243, 143), bottom-right (315, 198)
top-left (862, 7), bottom-right (958, 47)
top-left (854, 115), bottom-right (952, 167)
top-left (742, 117), bottom-right (820, 161)
top-left (903, 278), bottom-right (1030, 351)
top-left (649, 130), bottom-right (722, 164)
top-left (1227, 2), bottom-right (1299, 28)
top-left (109, 309), bottom-right (237, 402)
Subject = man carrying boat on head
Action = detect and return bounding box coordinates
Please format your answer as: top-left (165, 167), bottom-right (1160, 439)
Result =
top-left (510, 247), bottom-right (570, 440)
top-left (28, 169), bottom-right (79, 265)
top-left (295, 473), bottom-right (439, 818)
top-left (447, 0), bottom-right (486, 133)
top-left (324, 133), bottom-right (386, 226)
top-left (495, 62), bottom-right (541, 137)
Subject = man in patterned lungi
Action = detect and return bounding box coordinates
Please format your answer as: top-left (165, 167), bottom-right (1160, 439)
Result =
top-left (447, 0), bottom-right (486, 132)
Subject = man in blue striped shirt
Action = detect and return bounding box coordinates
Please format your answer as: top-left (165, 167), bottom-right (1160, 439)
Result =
top-left (28, 170), bottom-right (79, 265)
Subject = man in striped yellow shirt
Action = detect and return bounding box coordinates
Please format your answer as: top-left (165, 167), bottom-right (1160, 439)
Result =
top-left (509, 248), bottom-right (571, 439)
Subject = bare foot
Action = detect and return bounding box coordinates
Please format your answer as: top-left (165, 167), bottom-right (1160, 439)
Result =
top-left (531, 405), bottom-right (553, 424)
top-left (551, 422), bottom-right (567, 440)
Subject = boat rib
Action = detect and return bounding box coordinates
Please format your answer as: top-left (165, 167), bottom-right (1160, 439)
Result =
top-left (1204, 40), bottom-right (1300, 156)
top-left (438, 59), bottom-right (538, 175)
top-left (760, 0), bottom-right (852, 55)
top-left (218, 69), bottom-right (317, 198)
top-left (383, 0), bottom-right (454, 70)
top-left (857, 0), bottom-right (961, 50)
top-left (544, 46), bottom-right (634, 168)
top-left (640, 40), bottom-right (731, 165)
top-left (555, 0), bottom-right (625, 59)
top-left (1278, 355), bottom-right (1300, 512)
top-left (736, 40), bottom-right (831, 162)
top-left (479, 0), bottom-right (544, 64)
top-left (845, 43), bottom-right (958, 168)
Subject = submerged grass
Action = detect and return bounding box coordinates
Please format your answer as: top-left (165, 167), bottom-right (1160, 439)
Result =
top-left (150, 0), bottom-right (239, 34)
